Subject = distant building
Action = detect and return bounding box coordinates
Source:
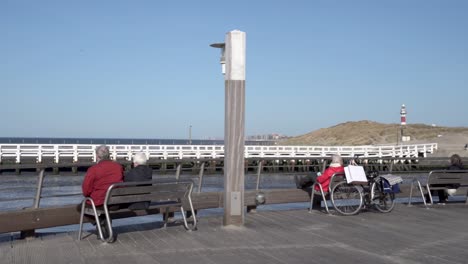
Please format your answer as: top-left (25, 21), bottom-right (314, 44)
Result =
top-left (246, 133), bottom-right (289, 141)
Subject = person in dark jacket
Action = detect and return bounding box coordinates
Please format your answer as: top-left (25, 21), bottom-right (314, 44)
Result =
top-left (438, 154), bottom-right (465, 203)
top-left (124, 152), bottom-right (153, 210)
top-left (428, 154), bottom-right (465, 204)
top-left (448, 154), bottom-right (464, 171)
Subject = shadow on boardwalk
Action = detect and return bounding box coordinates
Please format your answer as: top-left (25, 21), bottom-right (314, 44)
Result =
top-left (1, 203), bottom-right (468, 264)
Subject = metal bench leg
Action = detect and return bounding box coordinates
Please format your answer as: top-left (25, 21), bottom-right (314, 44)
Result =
top-left (309, 186), bottom-right (316, 213)
top-left (186, 196), bottom-right (197, 230)
top-left (94, 214), bottom-right (105, 241)
top-left (408, 181), bottom-right (414, 206)
top-left (318, 184), bottom-right (330, 214)
top-left (419, 183), bottom-right (427, 207)
top-left (465, 190), bottom-right (468, 205)
top-left (103, 205), bottom-right (114, 243)
top-left (84, 199), bottom-right (104, 241)
top-left (78, 198), bottom-right (103, 241)
top-left (163, 207), bottom-right (169, 228)
top-left (309, 184), bottom-right (329, 214)
top-left (417, 182), bottom-right (430, 209)
top-left (320, 190), bottom-right (330, 214)
top-left (425, 184), bottom-right (434, 208)
top-left (180, 206), bottom-right (188, 230)
top-left (77, 200), bottom-right (86, 240)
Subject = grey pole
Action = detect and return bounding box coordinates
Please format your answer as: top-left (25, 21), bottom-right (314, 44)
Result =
top-left (175, 163), bottom-right (181, 181)
top-left (223, 30), bottom-right (246, 226)
top-left (33, 169), bottom-right (46, 208)
top-left (256, 161), bottom-right (262, 190)
top-left (189, 125), bottom-right (192, 145)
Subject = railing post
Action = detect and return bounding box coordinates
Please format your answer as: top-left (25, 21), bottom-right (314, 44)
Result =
top-left (256, 161), bottom-right (263, 190)
top-left (175, 163), bottom-right (182, 181)
top-left (197, 162), bottom-right (205, 193)
top-left (321, 159), bottom-right (328, 173)
top-left (33, 169), bottom-right (46, 208)
top-left (16, 145), bottom-right (20, 164)
top-left (37, 145), bottom-right (42, 163)
top-left (20, 168), bottom-right (46, 239)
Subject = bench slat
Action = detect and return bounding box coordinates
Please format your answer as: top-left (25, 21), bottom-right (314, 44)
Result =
top-left (107, 192), bottom-right (187, 205)
top-left (428, 171), bottom-right (468, 186)
top-left (109, 184), bottom-right (191, 196)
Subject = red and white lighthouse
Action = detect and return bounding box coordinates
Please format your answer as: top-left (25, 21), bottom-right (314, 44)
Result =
top-left (400, 104), bottom-right (407, 126)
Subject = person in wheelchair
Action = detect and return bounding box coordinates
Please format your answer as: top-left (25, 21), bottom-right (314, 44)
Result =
top-left (294, 154), bottom-right (345, 209)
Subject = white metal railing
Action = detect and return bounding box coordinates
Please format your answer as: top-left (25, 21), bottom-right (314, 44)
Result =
top-left (0, 143), bottom-right (438, 163)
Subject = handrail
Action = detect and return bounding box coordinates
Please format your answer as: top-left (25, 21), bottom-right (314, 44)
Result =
top-left (0, 143), bottom-right (438, 163)
top-left (1, 162), bottom-right (205, 211)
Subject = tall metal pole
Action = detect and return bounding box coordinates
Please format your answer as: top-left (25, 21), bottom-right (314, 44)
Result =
top-left (189, 125), bottom-right (192, 145)
top-left (223, 30), bottom-right (246, 226)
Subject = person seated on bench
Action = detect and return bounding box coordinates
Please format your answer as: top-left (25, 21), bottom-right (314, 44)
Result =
top-left (79, 145), bottom-right (124, 233)
top-left (427, 154), bottom-right (464, 204)
top-left (295, 154), bottom-right (345, 209)
top-left (123, 152), bottom-right (153, 210)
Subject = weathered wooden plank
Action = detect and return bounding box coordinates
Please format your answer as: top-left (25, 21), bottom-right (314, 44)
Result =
top-left (1, 204), bottom-right (468, 263)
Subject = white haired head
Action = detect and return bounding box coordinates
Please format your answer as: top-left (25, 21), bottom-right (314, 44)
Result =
top-left (95, 145), bottom-right (110, 161)
top-left (330, 154), bottom-right (343, 166)
top-left (132, 152), bottom-right (148, 166)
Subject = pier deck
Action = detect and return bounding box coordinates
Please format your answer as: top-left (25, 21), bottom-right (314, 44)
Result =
top-left (1, 203), bottom-right (467, 264)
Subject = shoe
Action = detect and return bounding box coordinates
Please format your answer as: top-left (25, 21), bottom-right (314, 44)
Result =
top-left (102, 224), bottom-right (109, 239)
top-left (310, 204), bottom-right (323, 211)
top-left (438, 199), bottom-right (447, 205)
top-left (424, 194), bottom-right (431, 203)
top-left (97, 218), bottom-right (112, 239)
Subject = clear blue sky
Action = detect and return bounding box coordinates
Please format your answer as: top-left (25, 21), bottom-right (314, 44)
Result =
top-left (2, 0), bottom-right (467, 139)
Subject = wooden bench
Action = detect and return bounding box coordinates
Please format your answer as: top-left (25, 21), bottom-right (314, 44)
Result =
top-left (78, 180), bottom-right (197, 243)
top-left (408, 170), bottom-right (468, 208)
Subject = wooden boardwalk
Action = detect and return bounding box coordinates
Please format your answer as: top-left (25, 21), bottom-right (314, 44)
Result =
top-left (1, 203), bottom-right (468, 264)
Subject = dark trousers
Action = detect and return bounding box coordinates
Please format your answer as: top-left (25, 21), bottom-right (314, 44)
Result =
top-left (425, 190), bottom-right (448, 203)
top-left (294, 173), bottom-right (318, 189)
top-left (295, 173), bottom-right (322, 209)
top-left (76, 203), bottom-right (118, 225)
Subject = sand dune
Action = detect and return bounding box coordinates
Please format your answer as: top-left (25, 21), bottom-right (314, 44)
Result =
top-left (283, 120), bottom-right (468, 157)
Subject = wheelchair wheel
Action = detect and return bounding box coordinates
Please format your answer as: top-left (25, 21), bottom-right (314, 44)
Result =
top-left (371, 180), bottom-right (395, 213)
top-left (331, 181), bottom-right (363, 215)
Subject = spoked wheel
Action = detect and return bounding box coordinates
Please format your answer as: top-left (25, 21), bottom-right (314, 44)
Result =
top-left (331, 181), bottom-right (363, 215)
top-left (371, 180), bottom-right (395, 213)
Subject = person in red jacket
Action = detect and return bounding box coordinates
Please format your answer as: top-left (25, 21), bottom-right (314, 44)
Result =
top-left (82, 145), bottom-right (124, 206)
top-left (314, 155), bottom-right (345, 193)
top-left (295, 154), bottom-right (344, 209)
top-left (79, 145), bottom-right (123, 238)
